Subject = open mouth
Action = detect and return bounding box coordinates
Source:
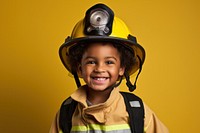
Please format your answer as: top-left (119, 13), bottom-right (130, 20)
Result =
top-left (91, 77), bottom-right (109, 85)
top-left (92, 77), bottom-right (108, 81)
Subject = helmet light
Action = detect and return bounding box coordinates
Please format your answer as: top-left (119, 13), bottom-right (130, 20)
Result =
top-left (84, 4), bottom-right (114, 36)
top-left (88, 10), bottom-right (110, 33)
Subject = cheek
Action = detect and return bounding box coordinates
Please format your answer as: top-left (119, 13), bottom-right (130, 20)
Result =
top-left (80, 67), bottom-right (85, 77)
top-left (80, 66), bottom-right (90, 77)
top-left (109, 68), bottom-right (120, 75)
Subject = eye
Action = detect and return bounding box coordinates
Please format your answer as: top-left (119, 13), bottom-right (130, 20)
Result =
top-left (105, 60), bottom-right (114, 65)
top-left (86, 60), bottom-right (96, 64)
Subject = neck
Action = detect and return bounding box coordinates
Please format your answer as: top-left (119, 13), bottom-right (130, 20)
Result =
top-left (86, 86), bottom-right (113, 105)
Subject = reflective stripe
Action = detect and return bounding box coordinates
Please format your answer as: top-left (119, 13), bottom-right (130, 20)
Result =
top-left (71, 124), bottom-right (131, 133)
top-left (71, 129), bottom-right (131, 133)
top-left (129, 101), bottom-right (141, 107)
top-left (59, 130), bottom-right (63, 133)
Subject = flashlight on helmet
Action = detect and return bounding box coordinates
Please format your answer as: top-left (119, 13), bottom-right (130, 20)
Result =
top-left (84, 4), bottom-right (114, 36)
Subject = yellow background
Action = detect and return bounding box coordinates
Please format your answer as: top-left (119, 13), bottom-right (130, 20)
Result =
top-left (0, 0), bottom-right (200, 132)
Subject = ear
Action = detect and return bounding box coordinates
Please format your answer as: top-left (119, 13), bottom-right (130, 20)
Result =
top-left (119, 67), bottom-right (125, 76)
top-left (77, 65), bottom-right (83, 78)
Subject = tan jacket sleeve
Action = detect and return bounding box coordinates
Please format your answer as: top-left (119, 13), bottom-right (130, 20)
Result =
top-left (144, 104), bottom-right (169, 133)
top-left (49, 111), bottom-right (61, 133)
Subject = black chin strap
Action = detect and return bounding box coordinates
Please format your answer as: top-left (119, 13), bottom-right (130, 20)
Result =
top-left (125, 55), bottom-right (143, 92)
top-left (73, 72), bottom-right (81, 88)
top-left (125, 72), bottom-right (136, 92)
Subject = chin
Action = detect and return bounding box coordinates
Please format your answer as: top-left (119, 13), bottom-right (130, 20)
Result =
top-left (87, 85), bottom-right (108, 91)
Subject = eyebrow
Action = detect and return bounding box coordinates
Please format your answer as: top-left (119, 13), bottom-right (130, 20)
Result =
top-left (83, 56), bottom-right (117, 61)
top-left (105, 56), bottom-right (117, 61)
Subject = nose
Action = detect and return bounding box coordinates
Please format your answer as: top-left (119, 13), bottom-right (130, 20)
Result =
top-left (94, 63), bottom-right (105, 73)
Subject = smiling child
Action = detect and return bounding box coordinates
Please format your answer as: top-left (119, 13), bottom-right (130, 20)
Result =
top-left (50, 3), bottom-right (169, 133)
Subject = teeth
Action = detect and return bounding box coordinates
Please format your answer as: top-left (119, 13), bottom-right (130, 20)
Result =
top-left (94, 78), bottom-right (106, 81)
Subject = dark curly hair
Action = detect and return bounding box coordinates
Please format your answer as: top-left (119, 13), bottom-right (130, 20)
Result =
top-left (68, 41), bottom-right (137, 74)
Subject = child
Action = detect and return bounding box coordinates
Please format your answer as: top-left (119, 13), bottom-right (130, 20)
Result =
top-left (50, 3), bottom-right (169, 133)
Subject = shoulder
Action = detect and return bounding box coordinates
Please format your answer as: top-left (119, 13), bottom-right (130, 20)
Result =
top-left (143, 103), bottom-right (169, 133)
top-left (49, 110), bottom-right (61, 133)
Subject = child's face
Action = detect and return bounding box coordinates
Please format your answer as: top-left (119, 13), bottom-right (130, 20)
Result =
top-left (79, 42), bottom-right (125, 91)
